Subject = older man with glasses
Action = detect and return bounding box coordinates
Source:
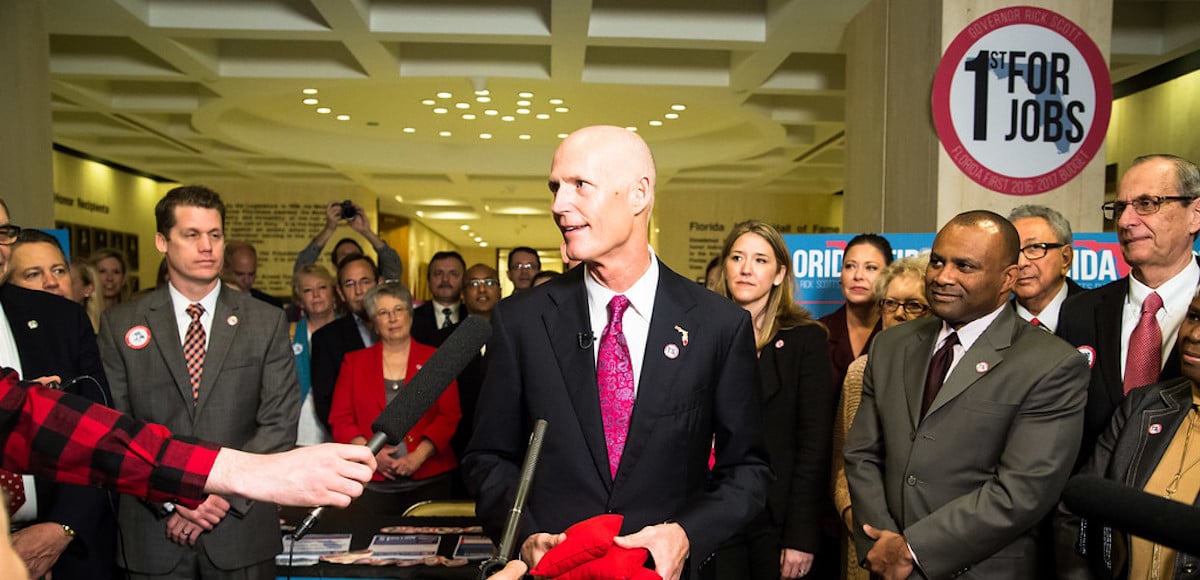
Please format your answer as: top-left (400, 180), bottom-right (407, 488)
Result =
top-left (1058, 154), bottom-right (1200, 466)
top-left (1006, 205), bottom-right (1083, 333)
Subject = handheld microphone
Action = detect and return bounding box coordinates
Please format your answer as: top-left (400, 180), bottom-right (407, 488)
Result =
top-left (293, 316), bottom-right (493, 540)
top-left (577, 332), bottom-right (594, 350)
top-left (1062, 474), bottom-right (1200, 556)
top-left (479, 419), bottom-right (548, 579)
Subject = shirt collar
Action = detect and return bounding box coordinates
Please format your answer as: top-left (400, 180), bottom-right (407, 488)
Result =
top-left (1128, 257), bottom-right (1200, 312)
top-left (584, 248), bottom-right (659, 325)
top-left (168, 281), bottom-right (221, 316)
top-left (936, 302), bottom-right (1009, 351)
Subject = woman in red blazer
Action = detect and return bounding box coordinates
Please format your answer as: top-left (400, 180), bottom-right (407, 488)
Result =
top-left (329, 282), bottom-right (461, 514)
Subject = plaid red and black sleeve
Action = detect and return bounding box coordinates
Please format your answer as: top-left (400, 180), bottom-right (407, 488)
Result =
top-left (0, 367), bottom-right (219, 508)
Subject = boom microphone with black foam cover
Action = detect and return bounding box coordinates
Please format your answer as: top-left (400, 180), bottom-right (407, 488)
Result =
top-left (1062, 474), bottom-right (1200, 556)
top-left (293, 316), bottom-right (492, 540)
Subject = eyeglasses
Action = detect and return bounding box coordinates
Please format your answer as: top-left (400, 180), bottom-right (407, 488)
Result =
top-left (1019, 242), bottom-right (1068, 260)
top-left (373, 304), bottom-right (410, 320)
top-left (0, 225), bottom-right (21, 245)
top-left (879, 299), bottom-right (930, 316)
top-left (467, 278), bottom-right (499, 288)
top-left (1101, 196), bottom-right (1195, 221)
top-left (512, 263), bottom-right (537, 271)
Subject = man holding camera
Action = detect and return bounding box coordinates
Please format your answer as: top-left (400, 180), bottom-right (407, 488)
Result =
top-left (294, 200), bottom-right (403, 281)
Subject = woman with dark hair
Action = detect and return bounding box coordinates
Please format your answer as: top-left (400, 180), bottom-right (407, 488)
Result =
top-left (328, 282), bottom-right (460, 514)
top-left (818, 234), bottom-right (893, 390)
top-left (89, 247), bottom-right (131, 312)
top-left (711, 220), bottom-right (837, 580)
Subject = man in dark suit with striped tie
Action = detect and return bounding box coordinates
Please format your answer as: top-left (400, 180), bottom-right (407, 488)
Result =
top-left (411, 251), bottom-right (467, 347)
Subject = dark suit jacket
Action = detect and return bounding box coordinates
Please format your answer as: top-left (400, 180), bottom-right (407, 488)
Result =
top-left (757, 324), bottom-right (836, 552)
top-left (845, 306), bottom-right (1089, 579)
top-left (1011, 278), bottom-right (1084, 328)
top-left (819, 305), bottom-right (882, 394)
top-left (1055, 377), bottom-right (1200, 580)
top-left (249, 287), bottom-right (284, 309)
top-left (328, 341), bottom-right (461, 481)
top-left (411, 301), bottom-right (467, 347)
top-left (98, 284), bottom-right (299, 574)
top-left (1, 284), bottom-right (115, 579)
top-left (1056, 277), bottom-right (1184, 465)
top-left (463, 263), bottom-right (772, 571)
top-left (310, 313), bottom-right (367, 427)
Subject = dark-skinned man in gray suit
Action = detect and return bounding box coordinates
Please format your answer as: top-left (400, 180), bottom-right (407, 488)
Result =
top-left (845, 211), bottom-right (1089, 579)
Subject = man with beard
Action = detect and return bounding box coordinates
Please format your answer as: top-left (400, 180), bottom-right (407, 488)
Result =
top-left (411, 251), bottom-right (467, 347)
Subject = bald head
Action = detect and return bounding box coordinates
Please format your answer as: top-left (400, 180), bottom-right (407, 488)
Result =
top-left (945, 210), bottom-right (1021, 266)
top-left (549, 126), bottom-right (656, 288)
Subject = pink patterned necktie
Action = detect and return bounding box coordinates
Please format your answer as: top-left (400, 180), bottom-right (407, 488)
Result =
top-left (597, 295), bottom-right (635, 480)
top-left (1124, 291), bottom-right (1163, 394)
top-left (184, 303), bottom-right (206, 405)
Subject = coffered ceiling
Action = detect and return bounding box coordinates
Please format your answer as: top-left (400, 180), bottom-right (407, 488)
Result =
top-left (44, 0), bottom-right (1200, 249)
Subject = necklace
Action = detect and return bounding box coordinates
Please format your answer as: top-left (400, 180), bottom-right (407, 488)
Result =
top-left (1149, 408), bottom-right (1198, 580)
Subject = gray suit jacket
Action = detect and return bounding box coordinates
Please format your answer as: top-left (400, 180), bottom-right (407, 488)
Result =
top-left (98, 284), bottom-right (299, 574)
top-left (845, 305), bottom-right (1088, 579)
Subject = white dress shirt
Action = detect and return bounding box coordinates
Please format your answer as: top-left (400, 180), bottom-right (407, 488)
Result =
top-left (584, 250), bottom-right (660, 396)
top-left (1121, 259), bottom-right (1200, 377)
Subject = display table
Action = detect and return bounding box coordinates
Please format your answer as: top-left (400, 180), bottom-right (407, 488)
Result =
top-left (275, 504), bottom-right (488, 579)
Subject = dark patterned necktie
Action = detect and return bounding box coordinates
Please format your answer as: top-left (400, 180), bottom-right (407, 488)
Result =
top-left (184, 303), bottom-right (206, 404)
top-left (921, 332), bottom-right (959, 419)
top-left (597, 295), bottom-right (635, 479)
top-left (0, 470), bottom-right (25, 516)
top-left (441, 307), bottom-right (454, 329)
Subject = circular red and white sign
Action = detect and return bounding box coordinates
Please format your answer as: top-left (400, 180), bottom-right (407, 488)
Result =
top-left (932, 6), bottom-right (1111, 195)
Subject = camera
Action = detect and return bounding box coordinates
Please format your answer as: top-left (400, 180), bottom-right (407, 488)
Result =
top-left (340, 200), bottom-right (357, 220)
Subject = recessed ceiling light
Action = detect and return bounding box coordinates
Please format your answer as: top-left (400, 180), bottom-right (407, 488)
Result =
top-left (416, 210), bottom-right (425, 217)
top-left (336, 114), bottom-right (350, 121)
top-left (476, 96), bottom-right (492, 103)
top-left (474, 89), bottom-right (489, 96)
top-left (460, 225), bottom-right (470, 231)
top-left (474, 237), bottom-right (482, 242)
top-left (480, 133), bottom-right (493, 139)
top-left (436, 92), bottom-right (452, 99)
top-left (302, 88), bottom-right (318, 95)
top-left (625, 126), bottom-right (638, 132)
top-left (480, 242), bottom-right (489, 247)
top-left (518, 91), bottom-right (533, 98)
top-left (302, 98), bottom-right (319, 105)
top-left (649, 120), bottom-right (663, 126)
top-left (501, 115), bottom-right (515, 122)
top-left (484, 109), bottom-right (499, 116)
top-left (557, 133), bottom-right (569, 139)
top-left (516, 108), bottom-right (530, 115)
top-left (671, 104), bottom-right (686, 111)
top-left (421, 99), bottom-right (436, 106)
top-left (433, 107), bottom-right (448, 114)
top-left (535, 113), bottom-right (550, 120)
top-left (455, 102), bottom-right (470, 109)
top-left (517, 100), bottom-right (531, 107)
top-left (555, 107), bottom-right (569, 113)
top-left (664, 113), bottom-right (679, 120)
top-left (549, 98), bottom-right (564, 105)
top-left (462, 113), bottom-right (476, 120)
top-left (403, 127), bottom-right (416, 133)
top-left (439, 131), bottom-right (451, 137)
top-left (395, 195), bottom-right (404, 202)
top-left (467, 231), bottom-right (475, 237)
top-left (519, 134), bottom-right (531, 140)
top-left (316, 107), bottom-right (331, 114)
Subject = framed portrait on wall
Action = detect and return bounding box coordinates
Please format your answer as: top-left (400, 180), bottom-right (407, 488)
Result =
top-left (73, 227), bottom-right (92, 259)
top-left (93, 229), bottom-right (108, 249)
top-left (126, 235), bottom-right (139, 270)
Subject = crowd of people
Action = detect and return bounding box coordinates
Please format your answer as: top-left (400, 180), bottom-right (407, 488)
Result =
top-left (0, 136), bottom-right (1198, 580)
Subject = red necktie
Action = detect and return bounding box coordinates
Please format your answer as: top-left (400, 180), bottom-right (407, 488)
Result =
top-left (1124, 292), bottom-right (1163, 394)
top-left (0, 469), bottom-right (25, 516)
top-left (184, 303), bottom-right (206, 404)
top-left (921, 332), bottom-right (959, 419)
top-left (597, 295), bottom-right (635, 479)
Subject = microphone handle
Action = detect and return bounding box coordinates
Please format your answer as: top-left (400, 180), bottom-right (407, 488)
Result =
top-left (480, 419), bottom-right (549, 578)
top-left (293, 431), bottom-right (390, 540)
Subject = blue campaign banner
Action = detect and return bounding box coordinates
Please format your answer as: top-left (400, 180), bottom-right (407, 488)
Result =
top-left (786, 232), bottom-right (1129, 319)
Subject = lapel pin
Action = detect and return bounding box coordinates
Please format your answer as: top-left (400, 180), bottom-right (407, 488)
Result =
top-left (26, 320), bottom-right (38, 330)
top-left (664, 344), bottom-right (679, 359)
top-left (975, 361), bottom-right (989, 373)
top-left (226, 315), bottom-right (238, 326)
top-left (1149, 423), bottom-right (1163, 435)
top-left (1077, 345), bottom-right (1096, 369)
top-left (125, 326), bottom-right (151, 350)
top-left (674, 325), bottom-right (689, 346)
top-left (775, 339), bottom-right (785, 349)
top-left (292, 343), bottom-right (304, 356)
